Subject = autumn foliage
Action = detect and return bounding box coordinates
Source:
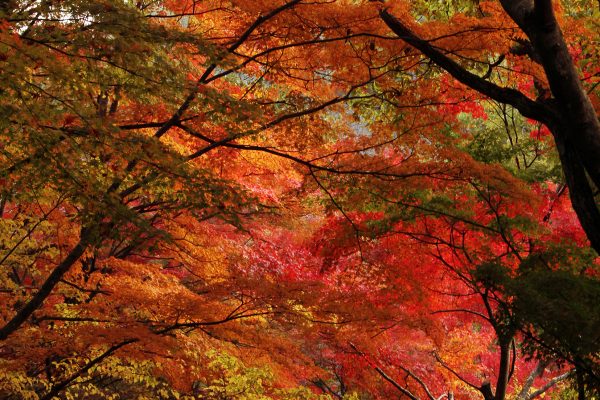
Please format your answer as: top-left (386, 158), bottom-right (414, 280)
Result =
top-left (0, 1), bottom-right (598, 399)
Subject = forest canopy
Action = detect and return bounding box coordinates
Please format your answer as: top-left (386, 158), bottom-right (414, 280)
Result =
top-left (0, 0), bottom-right (599, 399)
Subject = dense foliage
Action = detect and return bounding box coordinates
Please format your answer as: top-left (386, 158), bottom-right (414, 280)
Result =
top-left (0, 0), bottom-right (598, 399)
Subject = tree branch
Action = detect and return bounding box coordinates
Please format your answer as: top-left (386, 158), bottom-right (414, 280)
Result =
top-left (0, 228), bottom-right (93, 340)
top-left (40, 338), bottom-right (138, 400)
top-left (527, 369), bottom-right (575, 400)
top-left (379, 9), bottom-right (554, 124)
top-left (349, 342), bottom-right (421, 400)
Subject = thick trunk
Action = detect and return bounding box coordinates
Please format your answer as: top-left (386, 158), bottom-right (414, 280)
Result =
top-left (494, 340), bottom-right (511, 400)
top-left (380, 5), bottom-right (600, 254)
top-left (551, 125), bottom-right (600, 251)
top-left (480, 382), bottom-right (495, 400)
top-left (576, 367), bottom-right (586, 400)
top-left (531, 27), bottom-right (600, 189)
top-left (500, 0), bottom-right (600, 189)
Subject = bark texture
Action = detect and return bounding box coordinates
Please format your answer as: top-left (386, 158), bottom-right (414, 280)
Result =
top-left (380, 1), bottom-right (600, 253)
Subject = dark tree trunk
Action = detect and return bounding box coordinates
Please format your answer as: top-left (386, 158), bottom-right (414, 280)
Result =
top-left (551, 124), bottom-right (600, 251)
top-left (380, 1), bottom-right (600, 254)
top-left (494, 340), bottom-right (511, 400)
top-left (576, 367), bottom-right (586, 400)
top-left (500, 0), bottom-right (600, 189)
top-left (480, 382), bottom-right (495, 400)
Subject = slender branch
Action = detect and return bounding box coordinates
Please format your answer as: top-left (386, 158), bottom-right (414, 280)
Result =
top-left (39, 338), bottom-right (138, 400)
top-left (396, 365), bottom-right (437, 400)
top-left (35, 316), bottom-right (114, 324)
top-left (309, 168), bottom-right (364, 261)
top-left (374, 365), bottom-right (420, 400)
top-left (207, 32), bottom-right (398, 83)
top-left (0, 213), bottom-right (50, 267)
top-left (434, 352), bottom-right (481, 392)
top-left (349, 342), bottom-right (420, 400)
top-left (431, 308), bottom-right (490, 321)
top-left (527, 370), bottom-right (575, 400)
top-left (154, 311), bottom-right (277, 335)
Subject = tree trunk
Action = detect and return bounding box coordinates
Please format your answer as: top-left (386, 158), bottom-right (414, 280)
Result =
top-left (500, 0), bottom-right (600, 189)
top-left (576, 367), bottom-right (586, 400)
top-left (494, 340), bottom-right (511, 400)
top-left (551, 125), bottom-right (600, 251)
top-left (380, 3), bottom-right (600, 254)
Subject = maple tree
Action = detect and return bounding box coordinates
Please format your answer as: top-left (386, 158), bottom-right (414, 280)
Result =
top-left (380, 0), bottom-right (600, 253)
top-left (0, 0), bottom-right (598, 399)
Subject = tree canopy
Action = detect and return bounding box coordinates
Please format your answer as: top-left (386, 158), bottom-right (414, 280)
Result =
top-left (0, 1), bottom-right (598, 399)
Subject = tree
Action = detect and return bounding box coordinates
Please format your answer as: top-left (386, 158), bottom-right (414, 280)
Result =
top-left (379, 0), bottom-right (600, 253)
top-left (378, 1), bottom-right (600, 395)
top-left (0, 1), bottom-right (597, 399)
